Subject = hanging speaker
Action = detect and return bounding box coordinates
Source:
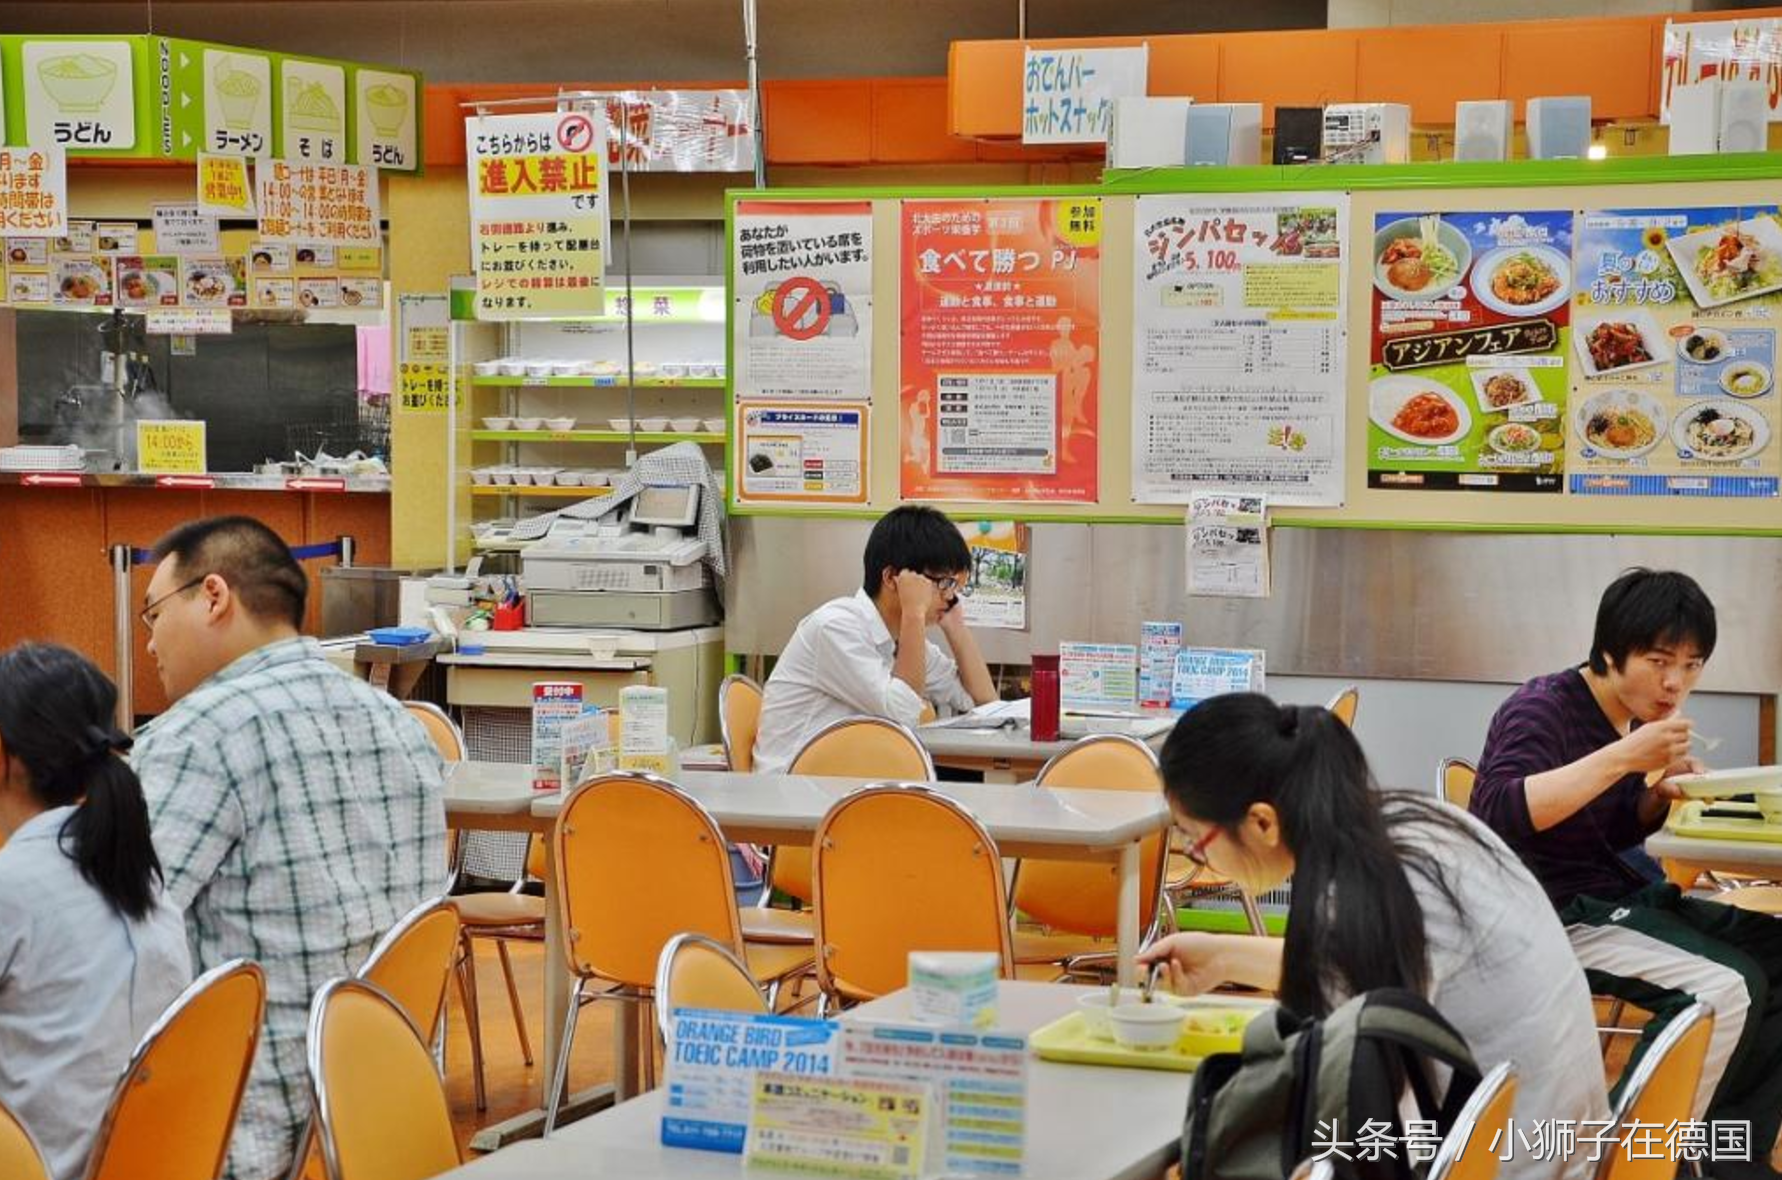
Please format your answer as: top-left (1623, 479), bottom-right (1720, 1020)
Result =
top-left (1184, 103), bottom-right (1262, 166)
top-left (1526, 96), bottom-right (1591, 160)
top-left (1454, 100), bottom-right (1512, 162)
top-left (1668, 82), bottom-right (1722, 156)
top-left (1719, 80), bottom-right (1769, 154)
top-left (1272, 107), bottom-right (1324, 165)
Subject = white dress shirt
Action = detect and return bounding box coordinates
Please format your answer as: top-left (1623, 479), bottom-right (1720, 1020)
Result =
top-left (753, 589), bottom-right (976, 775)
top-left (0, 805), bottom-right (192, 1180)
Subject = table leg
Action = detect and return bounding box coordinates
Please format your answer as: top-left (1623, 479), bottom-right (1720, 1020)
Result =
top-left (985, 765), bottom-right (1019, 785)
top-left (540, 835), bottom-right (569, 1106)
top-left (1116, 841), bottom-right (1140, 988)
top-left (613, 993), bottom-right (643, 1100)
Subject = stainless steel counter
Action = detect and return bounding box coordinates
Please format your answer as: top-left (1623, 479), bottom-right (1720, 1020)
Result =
top-left (0, 471), bottom-right (391, 493)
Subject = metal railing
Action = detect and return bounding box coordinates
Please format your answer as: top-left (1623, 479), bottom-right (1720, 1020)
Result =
top-left (110, 535), bottom-right (354, 732)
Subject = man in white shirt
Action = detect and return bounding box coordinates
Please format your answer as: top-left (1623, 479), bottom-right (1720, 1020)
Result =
top-left (753, 505), bottom-right (998, 774)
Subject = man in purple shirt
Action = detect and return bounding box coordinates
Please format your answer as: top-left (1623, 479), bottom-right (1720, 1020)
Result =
top-left (1475, 568), bottom-right (1782, 1175)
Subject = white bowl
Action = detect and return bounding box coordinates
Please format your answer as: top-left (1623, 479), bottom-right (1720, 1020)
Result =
top-left (551, 362), bottom-right (583, 377)
top-left (482, 417), bottom-right (513, 431)
top-left (489, 468), bottom-right (514, 485)
top-left (639, 417), bottom-right (670, 432)
top-left (660, 362), bottom-right (688, 378)
top-left (473, 360), bottom-right (502, 376)
top-left (632, 361), bottom-right (658, 377)
top-left (497, 360), bottom-right (526, 377)
top-left (1109, 1003), bottom-right (1188, 1053)
top-left (512, 417), bottom-right (544, 431)
top-left (556, 471), bottom-right (584, 487)
top-left (669, 416), bottom-right (703, 433)
top-left (608, 417), bottom-right (633, 432)
top-left (1076, 990), bottom-right (1144, 1041)
top-left (544, 417), bottom-right (577, 432)
top-left (583, 471), bottom-right (611, 487)
top-left (703, 417), bottom-right (726, 434)
top-left (524, 363), bottom-right (554, 379)
top-left (688, 363), bottom-right (715, 378)
top-left (470, 468), bottom-right (494, 485)
top-left (592, 360), bottom-right (622, 377)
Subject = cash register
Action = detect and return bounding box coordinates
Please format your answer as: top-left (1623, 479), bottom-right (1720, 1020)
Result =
top-left (520, 482), bottom-right (721, 629)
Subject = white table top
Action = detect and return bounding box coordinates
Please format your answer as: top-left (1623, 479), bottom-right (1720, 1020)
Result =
top-left (917, 717), bottom-right (1173, 764)
top-left (1647, 828), bottom-right (1782, 874)
top-left (434, 981), bottom-right (1197, 1180)
top-left (443, 762), bottom-right (1167, 855)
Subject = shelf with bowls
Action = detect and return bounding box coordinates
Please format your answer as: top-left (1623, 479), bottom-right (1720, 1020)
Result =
top-left (471, 430), bottom-right (725, 444)
top-left (470, 375), bottom-right (726, 389)
top-left (470, 485), bottom-right (615, 499)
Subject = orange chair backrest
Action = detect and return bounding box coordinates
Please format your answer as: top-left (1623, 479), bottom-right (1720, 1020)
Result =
top-left (1596, 1004), bottom-right (1714, 1180)
top-left (1326, 686), bottom-right (1360, 728)
top-left (1014, 735), bottom-right (1168, 937)
top-left (1428, 1062), bottom-right (1518, 1180)
top-left (777, 718), bottom-right (934, 905)
top-left (308, 979), bottom-right (460, 1180)
top-left (655, 932), bottom-right (769, 1045)
top-left (554, 773), bottom-right (744, 988)
top-left (523, 834), bottom-right (548, 883)
top-left (814, 784), bottom-right (1012, 1001)
top-left (85, 960), bottom-right (266, 1180)
top-left (359, 899), bottom-right (461, 1047)
top-left (0, 1101), bottom-right (47, 1180)
top-left (720, 674), bottom-right (763, 773)
top-left (403, 702), bottom-right (465, 762)
top-left (1440, 758), bottom-right (1478, 811)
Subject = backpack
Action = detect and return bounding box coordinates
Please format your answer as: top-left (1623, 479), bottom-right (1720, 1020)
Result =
top-left (1182, 989), bottom-right (1483, 1180)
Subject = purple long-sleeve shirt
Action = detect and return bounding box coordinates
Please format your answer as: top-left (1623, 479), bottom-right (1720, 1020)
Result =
top-left (1471, 668), bottom-right (1662, 909)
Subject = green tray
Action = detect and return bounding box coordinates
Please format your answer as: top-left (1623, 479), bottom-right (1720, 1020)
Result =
top-left (1667, 801), bottom-right (1782, 844)
top-left (1030, 1002), bottom-right (1267, 1073)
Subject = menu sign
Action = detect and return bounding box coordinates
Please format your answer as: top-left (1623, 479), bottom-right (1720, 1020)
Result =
top-left (1569, 206), bottom-right (1781, 498)
top-left (1132, 195), bottom-right (1348, 506)
top-left (255, 160), bottom-right (380, 246)
top-left (900, 198), bottom-right (1102, 503)
top-left (0, 147), bottom-right (67, 237)
top-left (1367, 211), bottom-right (1573, 493)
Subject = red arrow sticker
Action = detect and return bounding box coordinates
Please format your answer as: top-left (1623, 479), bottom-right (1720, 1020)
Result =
top-left (156, 475), bottom-right (216, 489)
top-left (772, 276), bottom-right (831, 342)
top-left (286, 477), bottom-right (347, 492)
top-left (20, 473), bottom-right (83, 487)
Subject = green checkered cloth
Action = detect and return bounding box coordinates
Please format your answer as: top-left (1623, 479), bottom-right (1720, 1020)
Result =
top-left (133, 637), bottom-right (447, 1180)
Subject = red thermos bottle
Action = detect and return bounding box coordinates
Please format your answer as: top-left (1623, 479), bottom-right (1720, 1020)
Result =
top-left (1031, 653), bottom-right (1060, 742)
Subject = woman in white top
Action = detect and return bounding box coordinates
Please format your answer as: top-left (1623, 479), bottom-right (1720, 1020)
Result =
top-left (1139, 693), bottom-right (1609, 1180)
top-left (0, 644), bottom-right (191, 1180)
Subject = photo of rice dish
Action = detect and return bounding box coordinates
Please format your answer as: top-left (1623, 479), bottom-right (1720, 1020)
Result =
top-left (1684, 406), bottom-right (1757, 458)
top-left (1585, 404), bottom-right (1657, 453)
top-left (1376, 215), bottom-right (1460, 297)
top-left (1695, 226), bottom-right (1782, 303)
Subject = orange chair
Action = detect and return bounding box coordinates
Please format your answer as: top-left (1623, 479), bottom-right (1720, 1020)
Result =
top-left (450, 836), bottom-right (545, 1111)
top-left (403, 701), bottom-right (465, 761)
top-left (85, 960), bottom-right (266, 1180)
top-left (654, 932), bottom-right (770, 1047)
top-left (544, 772), bottom-right (813, 1132)
top-left (1438, 757), bottom-right (1478, 811)
top-left (0, 1101), bottom-right (47, 1180)
top-left (1595, 1002), bottom-right (1714, 1180)
top-left (813, 782), bottom-right (1014, 1010)
top-left (1010, 735), bottom-right (1169, 977)
top-left (307, 978), bottom-right (461, 1180)
top-left (1325, 685), bottom-right (1360, 728)
top-left (1426, 1062), bottom-right (1519, 1180)
top-left (719, 674), bottom-right (763, 773)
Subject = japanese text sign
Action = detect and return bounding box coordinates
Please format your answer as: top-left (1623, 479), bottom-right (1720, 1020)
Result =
top-left (0, 147), bottom-right (66, 237)
top-left (1022, 45), bottom-right (1148, 145)
top-left (255, 159), bottom-right (380, 246)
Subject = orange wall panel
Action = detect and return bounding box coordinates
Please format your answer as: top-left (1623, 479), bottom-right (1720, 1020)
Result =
top-left (873, 79), bottom-right (978, 163)
top-left (765, 81), bottom-right (874, 165)
top-left (1502, 21), bottom-right (1656, 121)
top-left (1219, 30), bottom-right (1360, 125)
top-left (0, 488), bottom-right (109, 670)
top-left (1357, 27), bottom-right (1502, 123)
top-left (1149, 37), bottom-right (1220, 101)
top-left (949, 40), bottom-right (1028, 139)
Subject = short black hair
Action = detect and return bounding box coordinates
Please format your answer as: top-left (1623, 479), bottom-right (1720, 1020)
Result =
top-left (861, 505), bottom-right (971, 597)
top-left (152, 515), bottom-right (307, 629)
top-left (1588, 568), bottom-right (1716, 675)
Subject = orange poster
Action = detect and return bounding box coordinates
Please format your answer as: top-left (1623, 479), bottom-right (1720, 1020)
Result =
top-left (900, 198), bottom-right (1101, 502)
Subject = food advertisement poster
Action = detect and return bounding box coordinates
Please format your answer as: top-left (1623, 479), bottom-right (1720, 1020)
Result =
top-left (1368, 211), bottom-right (1573, 493)
top-left (1132, 195), bottom-right (1349, 506)
top-left (733, 201), bottom-right (872, 401)
top-left (900, 198), bottom-right (1101, 503)
top-left (1569, 207), bottom-right (1780, 498)
top-left (735, 402), bottom-right (868, 505)
top-left (957, 520), bottom-right (1027, 631)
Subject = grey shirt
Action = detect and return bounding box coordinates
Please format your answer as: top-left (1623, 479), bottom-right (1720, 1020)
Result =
top-left (0, 806), bottom-right (192, 1180)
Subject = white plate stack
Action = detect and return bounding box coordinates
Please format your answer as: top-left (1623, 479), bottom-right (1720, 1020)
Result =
top-left (0, 444), bottom-right (84, 472)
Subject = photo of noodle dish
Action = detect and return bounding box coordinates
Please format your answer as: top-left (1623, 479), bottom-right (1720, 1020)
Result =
top-left (1373, 215), bottom-right (1472, 303)
top-left (1467, 367), bottom-right (1542, 412)
top-left (1486, 422), bottom-right (1544, 456)
top-left (1670, 400), bottom-right (1769, 463)
top-left (1664, 216), bottom-right (1782, 309)
top-left (1574, 390), bottom-right (1667, 460)
top-left (1471, 244), bottom-right (1571, 317)
top-left (1572, 310), bottom-right (1672, 378)
top-left (1369, 375), bottom-right (1472, 447)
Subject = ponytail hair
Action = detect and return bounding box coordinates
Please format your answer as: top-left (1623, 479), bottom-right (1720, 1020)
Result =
top-left (1160, 694), bottom-right (1432, 1018)
top-left (0, 644), bottom-right (162, 920)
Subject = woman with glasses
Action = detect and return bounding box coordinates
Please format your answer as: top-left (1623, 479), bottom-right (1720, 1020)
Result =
top-left (0, 644), bottom-right (191, 1180)
top-left (1139, 693), bottom-right (1608, 1180)
top-left (751, 504), bottom-right (998, 775)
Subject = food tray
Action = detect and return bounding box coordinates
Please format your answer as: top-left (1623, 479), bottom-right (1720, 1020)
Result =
top-left (1030, 1000), bottom-right (1268, 1073)
top-left (1671, 765), bottom-right (1782, 799)
top-left (1666, 801), bottom-right (1782, 844)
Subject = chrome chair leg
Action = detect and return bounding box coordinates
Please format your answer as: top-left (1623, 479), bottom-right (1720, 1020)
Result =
top-left (495, 939), bottom-right (535, 1066)
top-left (543, 977), bottom-right (587, 1136)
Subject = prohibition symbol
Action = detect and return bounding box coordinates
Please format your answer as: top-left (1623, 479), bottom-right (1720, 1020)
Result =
top-left (556, 113), bottom-right (596, 153)
top-left (773, 276), bottom-right (830, 341)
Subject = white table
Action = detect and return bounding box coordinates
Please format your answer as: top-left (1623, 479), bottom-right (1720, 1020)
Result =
top-left (444, 763), bottom-right (1168, 1132)
top-left (918, 717), bottom-right (1173, 783)
top-left (1646, 827), bottom-right (1782, 881)
top-left (432, 981), bottom-right (1203, 1180)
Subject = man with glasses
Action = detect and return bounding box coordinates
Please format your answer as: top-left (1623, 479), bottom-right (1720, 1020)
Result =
top-left (130, 516), bottom-right (445, 1180)
top-left (752, 504), bottom-right (997, 775)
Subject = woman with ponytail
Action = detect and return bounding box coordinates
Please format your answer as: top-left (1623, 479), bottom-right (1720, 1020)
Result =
top-left (0, 644), bottom-right (191, 1180)
top-left (1138, 694), bottom-right (1607, 1180)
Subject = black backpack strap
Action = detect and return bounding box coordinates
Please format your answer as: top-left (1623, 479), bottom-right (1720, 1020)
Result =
top-left (1353, 990), bottom-right (1483, 1125)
